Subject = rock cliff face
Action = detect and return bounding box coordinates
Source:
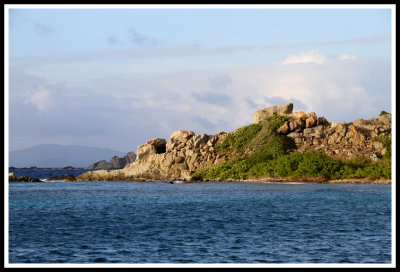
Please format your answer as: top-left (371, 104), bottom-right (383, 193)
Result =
top-left (87, 151), bottom-right (136, 169)
top-left (275, 109), bottom-right (391, 161)
top-left (77, 130), bottom-right (229, 181)
top-left (76, 104), bottom-right (391, 181)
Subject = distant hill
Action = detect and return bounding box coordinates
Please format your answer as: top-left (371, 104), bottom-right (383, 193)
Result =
top-left (9, 144), bottom-right (126, 168)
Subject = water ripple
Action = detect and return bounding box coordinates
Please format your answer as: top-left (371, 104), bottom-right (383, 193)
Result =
top-left (8, 182), bottom-right (391, 264)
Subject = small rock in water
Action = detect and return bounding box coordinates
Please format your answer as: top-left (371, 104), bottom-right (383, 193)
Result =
top-left (9, 173), bottom-right (42, 182)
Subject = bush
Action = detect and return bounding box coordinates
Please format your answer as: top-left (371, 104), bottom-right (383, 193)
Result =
top-left (294, 152), bottom-right (343, 178)
top-left (216, 122), bottom-right (262, 155)
top-left (194, 149), bottom-right (391, 181)
top-left (192, 160), bottom-right (252, 180)
top-left (248, 151), bottom-right (344, 179)
top-left (373, 135), bottom-right (391, 159)
top-left (379, 110), bottom-right (390, 116)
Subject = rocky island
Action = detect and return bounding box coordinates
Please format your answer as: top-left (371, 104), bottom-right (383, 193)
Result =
top-left (75, 104), bottom-right (392, 184)
top-left (87, 151), bottom-right (136, 170)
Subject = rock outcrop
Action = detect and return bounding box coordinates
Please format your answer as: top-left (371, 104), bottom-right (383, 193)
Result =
top-left (253, 103), bottom-right (293, 123)
top-left (275, 109), bottom-right (391, 161)
top-left (77, 131), bottom-right (228, 181)
top-left (46, 174), bottom-right (77, 181)
top-left (9, 172), bottom-right (42, 182)
top-left (87, 151), bottom-right (136, 170)
top-left (76, 103), bottom-right (391, 182)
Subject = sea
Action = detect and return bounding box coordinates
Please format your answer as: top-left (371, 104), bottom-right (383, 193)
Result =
top-left (7, 168), bottom-right (392, 266)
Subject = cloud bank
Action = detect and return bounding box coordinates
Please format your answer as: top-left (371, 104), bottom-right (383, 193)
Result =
top-left (8, 50), bottom-right (391, 152)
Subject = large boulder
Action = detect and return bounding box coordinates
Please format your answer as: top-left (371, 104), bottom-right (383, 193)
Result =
top-left (378, 113), bottom-right (391, 126)
top-left (136, 138), bottom-right (167, 160)
top-left (166, 130), bottom-right (195, 152)
top-left (253, 103), bottom-right (293, 123)
top-left (169, 130), bottom-right (195, 143)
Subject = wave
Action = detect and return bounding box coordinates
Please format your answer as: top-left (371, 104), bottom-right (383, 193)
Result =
top-left (42, 179), bottom-right (65, 182)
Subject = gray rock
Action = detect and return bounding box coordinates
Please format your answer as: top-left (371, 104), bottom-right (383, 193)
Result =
top-left (87, 160), bottom-right (109, 169)
top-left (303, 125), bottom-right (325, 136)
top-left (378, 113), bottom-right (391, 126)
top-left (87, 151), bottom-right (136, 169)
top-left (124, 151), bottom-right (136, 164)
top-left (110, 156), bottom-right (126, 169)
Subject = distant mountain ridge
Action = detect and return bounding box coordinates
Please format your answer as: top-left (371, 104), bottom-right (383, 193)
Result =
top-left (9, 144), bottom-right (126, 168)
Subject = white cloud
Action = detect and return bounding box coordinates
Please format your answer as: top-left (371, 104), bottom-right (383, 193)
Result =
top-left (281, 50), bottom-right (328, 65)
top-left (221, 55), bottom-right (389, 123)
top-left (281, 50), bottom-right (359, 65)
top-left (25, 87), bottom-right (52, 111)
top-left (338, 54), bottom-right (358, 61)
top-left (9, 51), bottom-right (391, 152)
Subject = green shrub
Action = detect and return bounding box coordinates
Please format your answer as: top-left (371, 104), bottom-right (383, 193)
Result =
top-left (379, 110), bottom-right (390, 116)
top-left (192, 160), bottom-right (252, 180)
top-left (248, 151), bottom-right (344, 179)
top-left (215, 114), bottom-right (292, 158)
top-left (194, 149), bottom-right (391, 181)
top-left (215, 122), bottom-right (262, 155)
top-left (294, 151), bottom-right (343, 178)
top-left (373, 135), bottom-right (391, 159)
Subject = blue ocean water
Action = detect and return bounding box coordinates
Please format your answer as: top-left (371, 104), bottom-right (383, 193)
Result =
top-left (8, 177), bottom-right (391, 264)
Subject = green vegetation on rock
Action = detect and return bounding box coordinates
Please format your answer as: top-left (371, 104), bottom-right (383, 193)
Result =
top-left (379, 110), bottom-right (390, 116)
top-left (192, 114), bottom-right (391, 181)
top-left (248, 152), bottom-right (391, 180)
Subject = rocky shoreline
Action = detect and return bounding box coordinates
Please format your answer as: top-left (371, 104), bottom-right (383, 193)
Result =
top-left (241, 177), bottom-right (391, 185)
top-left (9, 103), bottom-right (392, 184)
top-left (8, 172), bottom-right (42, 182)
top-left (8, 174), bottom-right (391, 184)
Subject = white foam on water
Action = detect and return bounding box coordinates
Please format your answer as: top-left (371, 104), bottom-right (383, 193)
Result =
top-left (43, 179), bottom-right (66, 182)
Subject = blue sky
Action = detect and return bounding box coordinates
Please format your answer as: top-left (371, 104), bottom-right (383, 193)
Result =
top-left (6, 5), bottom-right (394, 153)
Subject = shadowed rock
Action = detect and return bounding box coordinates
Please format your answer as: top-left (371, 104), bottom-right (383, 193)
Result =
top-left (87, 151), bottom-right (136, 169)
top-left (9, 172), bottom-right (42, 182)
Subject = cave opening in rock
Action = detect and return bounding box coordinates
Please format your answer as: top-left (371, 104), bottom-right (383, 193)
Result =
top-left (155, 143), bottom-right (166, 154)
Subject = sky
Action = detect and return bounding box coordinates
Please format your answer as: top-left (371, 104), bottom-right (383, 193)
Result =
top-left (5, 4), bottom-right (394, 153)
